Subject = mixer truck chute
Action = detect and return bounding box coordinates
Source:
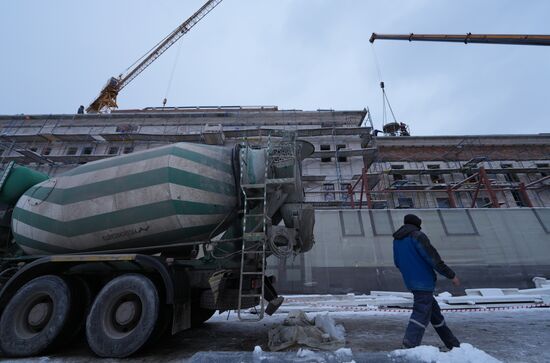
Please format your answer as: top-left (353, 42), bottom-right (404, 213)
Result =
top-left (0, 136), bottom-right (315, 358)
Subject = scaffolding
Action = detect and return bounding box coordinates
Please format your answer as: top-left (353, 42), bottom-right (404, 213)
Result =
top-left (0, 108), bottom-right (547, 208)
top-left (347, 165), bottom-right (550, 209)
top-left (0, 108), bottom-right (370, 166)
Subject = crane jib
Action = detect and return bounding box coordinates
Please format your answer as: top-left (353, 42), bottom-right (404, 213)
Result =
top-left (369, 33), bottom-right (550, 46)
top-left (118, 0), bottom-right (224, 92)
top-left (87, 0), bottom-right (224, 113)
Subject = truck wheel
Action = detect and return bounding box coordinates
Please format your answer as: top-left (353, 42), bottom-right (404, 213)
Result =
top-left (85, 274), bottom-right (159, 358)
top-left (0, 275), bottom-right (72, 357)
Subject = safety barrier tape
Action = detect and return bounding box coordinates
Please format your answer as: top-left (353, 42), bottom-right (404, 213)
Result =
top-left (283, 299), bottom-right (550, 313)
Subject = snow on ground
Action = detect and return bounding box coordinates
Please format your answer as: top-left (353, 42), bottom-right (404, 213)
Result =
top-left (390, 343), bottom-right (502, 363)
top-left (296, 348), bottom-right (318, 358)
top-left (2, 300), bottom-right (549, 362)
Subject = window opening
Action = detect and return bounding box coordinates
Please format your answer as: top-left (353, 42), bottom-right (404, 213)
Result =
top-left (431, 174), bottom-right (444, 184)
top-left (336, 144), bottom-right (347, 162)
top-left (511, 190), bottom-right (524, 207)
top-left (322, 183), bottom-right (335, 201)
top-left (320, 144), bottom-right (331, 163)
top-left (82, 147), bottom-right (93, 155)
top-left (340, 183), bottom-right (351, 201)
top-left (66, 147), bottom-right (78, 156)
top-left (436, 198), bottom-right (451, 208)
top-left (397, 197), bottom-right (414, 209)
top-left (476, 197), bottom-right (491, 208)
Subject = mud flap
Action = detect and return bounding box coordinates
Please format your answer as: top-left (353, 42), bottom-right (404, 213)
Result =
top-left (171, 300), bottom-right (191, 335)
top-left (208, 270), bottom-right (230, 304)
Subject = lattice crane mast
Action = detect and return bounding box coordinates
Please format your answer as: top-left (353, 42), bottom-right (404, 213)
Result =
top-left (87, 0), bottom-right (224, 113)
top-left (369, 33), bottom-right (550, 46)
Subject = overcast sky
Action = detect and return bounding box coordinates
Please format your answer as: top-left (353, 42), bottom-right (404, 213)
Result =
top-left (1, 1), bottom-right (549, 135)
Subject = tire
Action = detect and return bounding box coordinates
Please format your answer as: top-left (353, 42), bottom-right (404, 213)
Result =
top-left (191, 290), bottom-right (216, 328)
top-left (85, 274), bottom-right (159, 358)
top-left (0, 275), bottom-right (72, 357)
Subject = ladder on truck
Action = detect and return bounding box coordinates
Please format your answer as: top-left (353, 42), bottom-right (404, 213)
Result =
top-left (237, 134), bottom-right (297, 321)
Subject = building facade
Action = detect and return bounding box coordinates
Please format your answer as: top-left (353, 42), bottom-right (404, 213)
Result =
top-left (1, 108), bottom-right (547, 209)
top-left (1, 107), bottom-right (549, 293)
top-left (363, 135), bottom-right (550, 210)
top-left (0, 107), bottom-right (372, 209)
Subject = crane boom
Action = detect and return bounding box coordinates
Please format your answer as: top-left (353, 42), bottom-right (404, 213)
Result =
top-left (369, 33), bottom-right (550, 46)
top-left (87, 0), bottom-right (224, 113)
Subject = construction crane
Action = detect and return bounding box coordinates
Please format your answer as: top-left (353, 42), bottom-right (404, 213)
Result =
top-left (369, 33), bottom-right (550, 46)
top-left (87, 0), bottom-right (224, 113)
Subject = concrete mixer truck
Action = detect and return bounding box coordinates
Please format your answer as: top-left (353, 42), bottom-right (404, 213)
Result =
top-left (0, 135), bottom-right (315, 358)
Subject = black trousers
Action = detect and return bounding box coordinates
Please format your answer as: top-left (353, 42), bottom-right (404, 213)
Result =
top-left (403, 291), bottom-right (460, 349)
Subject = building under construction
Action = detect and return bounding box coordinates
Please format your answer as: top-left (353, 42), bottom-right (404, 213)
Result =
top-left (0, 107), bottom-right (549, 294)
top-left (0, 107), bottom-right (548, 209)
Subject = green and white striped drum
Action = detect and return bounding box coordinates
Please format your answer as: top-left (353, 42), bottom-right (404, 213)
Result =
top-left (12, 143), bottom-right (238, 255)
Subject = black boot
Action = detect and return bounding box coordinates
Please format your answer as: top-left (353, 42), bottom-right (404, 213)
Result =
top-left (265, 296), bottom-right (284, 316)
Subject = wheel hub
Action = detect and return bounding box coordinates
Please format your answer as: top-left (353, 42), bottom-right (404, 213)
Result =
top-left (115, 301), bottom-right (137, 326)
top-left (110, 294), bottom-right (142, 333)
top-left (26, 298), bottom-right (53, 331)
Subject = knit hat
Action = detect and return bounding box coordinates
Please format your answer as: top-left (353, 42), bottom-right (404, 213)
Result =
top-left (404, 214), bottom-right (422, 229)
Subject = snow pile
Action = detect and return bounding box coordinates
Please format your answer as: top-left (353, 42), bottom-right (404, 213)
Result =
top-left (335, 348), bottom-right (355, 363)
top-left (268, 310), bottom-right (346, 351)
top-left (390, 343), bottom-right (502, 363)
top-left (293, 347), bottom-right (355, 363)
top-left (296, 348), bottom-right (318, 358)
top-left (334, 347), bottom-right (352, 356)
top-left (315, 313), bottom-right (346, 342)
top-left (253, 345), bottom-right (263, 355)
top-left (253, 345), bottom-right (265, 362)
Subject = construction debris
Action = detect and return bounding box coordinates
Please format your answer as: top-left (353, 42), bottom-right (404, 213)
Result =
top-left (439, 277), bottom-right (550, 307)
top-left (280, 277), bottom-right (550, 312)
top-left (267, 311), bottom-right (346, 351)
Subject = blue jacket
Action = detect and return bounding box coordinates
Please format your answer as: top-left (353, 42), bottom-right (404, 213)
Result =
top-left (393, 224), bottom-right (455, 292)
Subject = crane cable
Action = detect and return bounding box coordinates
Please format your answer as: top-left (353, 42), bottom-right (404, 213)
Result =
top-left (122, 31), bottom-right (174, 78)
top-left (163, 36), bottom-right (186, 107)
top-left (119, 21), bottom-right (186, 108)
top-left (382, 83), bottom-right (398, 124)
top-left (370, 44), bottom-right (398, 128)
top-left (370, 43), bottom-right (383, 83)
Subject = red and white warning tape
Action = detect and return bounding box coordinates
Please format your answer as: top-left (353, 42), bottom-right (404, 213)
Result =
top-left (283, 299), bottom-right (550, 313)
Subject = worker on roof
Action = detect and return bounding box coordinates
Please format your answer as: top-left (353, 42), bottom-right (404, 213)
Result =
top-left (393, 214), bottom-right (461, 350)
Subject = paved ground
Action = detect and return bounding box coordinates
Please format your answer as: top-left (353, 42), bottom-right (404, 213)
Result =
top-left (4, 307), bottom-right (550, 362)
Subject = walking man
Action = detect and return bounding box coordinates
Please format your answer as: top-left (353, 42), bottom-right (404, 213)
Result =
top-left (392, 214), bottom-right (461, 349)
